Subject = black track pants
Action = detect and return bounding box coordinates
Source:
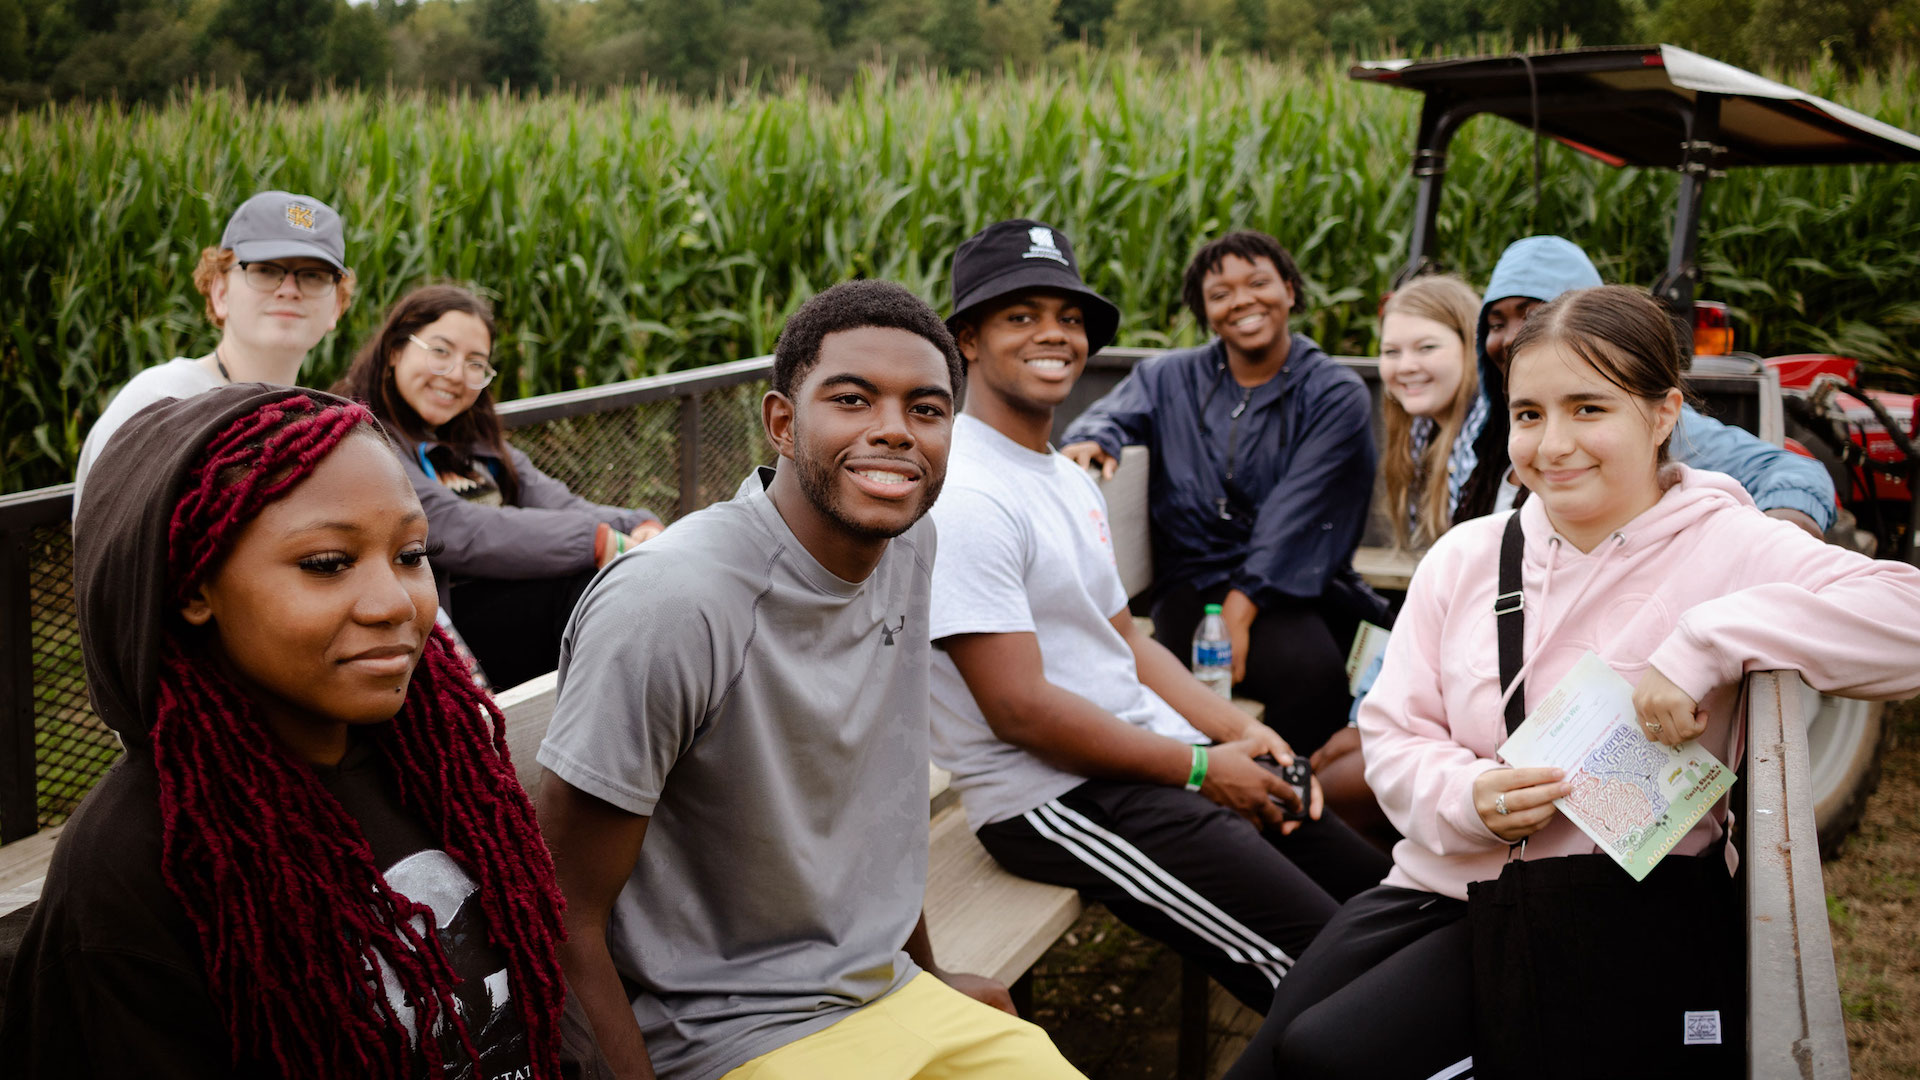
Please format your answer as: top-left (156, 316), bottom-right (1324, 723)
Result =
top-left (450, 568), bottom-right (598, 692)
top-left (1222, 884), bottom-right (1474, 1080)
top-left (1150, 583), bottom-right (1364, 754)
top-left (975, 780), bottom-right (1391, 1015)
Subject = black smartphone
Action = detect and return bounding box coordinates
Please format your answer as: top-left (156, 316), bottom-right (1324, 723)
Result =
top-left (1254, 754), bottom-right (1313, 822)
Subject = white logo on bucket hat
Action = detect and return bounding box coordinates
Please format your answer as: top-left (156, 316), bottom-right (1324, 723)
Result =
top-left (1022, 227), bottom-right (1068, 265)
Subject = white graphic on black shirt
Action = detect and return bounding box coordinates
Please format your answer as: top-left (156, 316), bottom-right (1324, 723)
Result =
top-left (378, 849), bottom-right (529, 1080)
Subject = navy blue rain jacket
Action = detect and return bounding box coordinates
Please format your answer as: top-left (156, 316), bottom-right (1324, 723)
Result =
top-left (1061, 334), bottom-right (1378, 609)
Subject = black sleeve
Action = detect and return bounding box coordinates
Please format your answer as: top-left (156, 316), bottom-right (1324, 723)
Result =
top-left (1, 756), bottom-right (252, 1079)
top-left (4, 939), bottom-right (242, 1079)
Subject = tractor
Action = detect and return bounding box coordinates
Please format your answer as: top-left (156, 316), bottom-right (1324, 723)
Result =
top-left (1352, 44), bottom-right (1920, 856)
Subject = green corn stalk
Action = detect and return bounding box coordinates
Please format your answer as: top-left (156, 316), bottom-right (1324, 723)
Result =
top-left (4, 50), bottom-right (1920, 494)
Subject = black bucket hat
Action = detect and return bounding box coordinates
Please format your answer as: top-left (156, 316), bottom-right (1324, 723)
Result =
top-left (946, 219), bottom-right (1120, 355)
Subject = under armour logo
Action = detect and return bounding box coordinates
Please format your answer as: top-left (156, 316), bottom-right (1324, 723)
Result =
top-left (880, 616), bottom-right (906, 646)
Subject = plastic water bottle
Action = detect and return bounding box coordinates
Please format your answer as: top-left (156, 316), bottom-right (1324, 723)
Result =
top-left (1192, 603), bottom-right (1233, 699)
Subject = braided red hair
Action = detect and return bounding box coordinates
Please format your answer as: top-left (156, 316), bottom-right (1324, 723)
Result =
top-left (155, 393), bottom-right (566, 1078)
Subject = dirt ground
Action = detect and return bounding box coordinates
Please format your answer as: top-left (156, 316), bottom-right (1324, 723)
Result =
top-left (1031, 698), bottom-right (1920, 1079)
top-left (1825, 697), bottom-right (1920, 1079)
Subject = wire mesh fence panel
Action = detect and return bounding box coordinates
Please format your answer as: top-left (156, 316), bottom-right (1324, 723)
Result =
top-left (4, 369), bottom-right (778, 840)
top-left (509, 399), bottom-right (684, 522)
top-left (28, 524), bottom-right (116, 829)
top-left (697, 381), bottom-right (773, 510)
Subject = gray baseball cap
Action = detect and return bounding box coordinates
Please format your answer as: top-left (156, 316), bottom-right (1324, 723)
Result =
top-left (219, 191), bottom-right (347, 272)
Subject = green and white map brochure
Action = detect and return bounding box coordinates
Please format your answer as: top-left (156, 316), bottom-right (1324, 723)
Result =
top-left (1496, 652), bottom-right (1735, 882)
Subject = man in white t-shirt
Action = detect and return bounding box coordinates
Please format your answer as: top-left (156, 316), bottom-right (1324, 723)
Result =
top-left (72, 190), bottom-right (354, 514)
top-left (929, 220), bottom-right (1390, 1013)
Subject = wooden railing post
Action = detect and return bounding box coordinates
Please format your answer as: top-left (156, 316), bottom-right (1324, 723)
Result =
top-left (1744, 671), bottom-right (1851, 1079)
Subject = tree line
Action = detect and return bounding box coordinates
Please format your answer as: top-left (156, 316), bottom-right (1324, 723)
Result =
top-left (4, 0), bottom-right (1918, 105)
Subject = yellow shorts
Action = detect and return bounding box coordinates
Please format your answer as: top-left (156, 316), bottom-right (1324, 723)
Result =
top-left (721, 972), bottom-right (1087, 1080)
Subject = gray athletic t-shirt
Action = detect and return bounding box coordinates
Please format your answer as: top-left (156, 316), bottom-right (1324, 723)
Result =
top-left (537, 468), bottom-right (934, 1080)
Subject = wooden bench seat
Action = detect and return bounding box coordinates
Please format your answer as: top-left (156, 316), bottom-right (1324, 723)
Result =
top-left (0, 824), bottom-right (58, 919)
top-left (925, 804), bottom-right (1082, 987)
top-left (494, 674), bottom-right (1084, 996)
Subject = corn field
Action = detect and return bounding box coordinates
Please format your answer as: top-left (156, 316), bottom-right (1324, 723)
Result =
top-left (5, 50), bottom-right (1920, 493)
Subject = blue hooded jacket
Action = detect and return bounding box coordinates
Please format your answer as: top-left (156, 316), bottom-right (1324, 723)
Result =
top-left (1453, 236), bottom-right (1836, 529)
top-left (1061, 334), bottom-right (1380, 610)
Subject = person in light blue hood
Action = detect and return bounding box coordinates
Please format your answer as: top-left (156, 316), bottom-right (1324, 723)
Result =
top-left (1451, 236), bottom-right (1836, 536)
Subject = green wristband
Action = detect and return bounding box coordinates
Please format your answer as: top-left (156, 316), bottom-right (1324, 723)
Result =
top-left (1184, 744), bottom-right (1208, 792)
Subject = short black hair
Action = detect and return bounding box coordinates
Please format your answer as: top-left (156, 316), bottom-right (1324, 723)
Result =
top-left (772, 279), bottom-right (966, 399)
top-left (1181, 231), bottom-right (1308, 327)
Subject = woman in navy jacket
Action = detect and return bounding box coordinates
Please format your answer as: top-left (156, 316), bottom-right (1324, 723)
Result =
top-left (1064, 231), bottom-right (1385, 754)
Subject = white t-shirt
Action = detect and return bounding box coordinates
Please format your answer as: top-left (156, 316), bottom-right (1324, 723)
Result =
top-left (73, 356), bottom-right (220, 516)
top-left (929, 414), bottom-right (1205, 828)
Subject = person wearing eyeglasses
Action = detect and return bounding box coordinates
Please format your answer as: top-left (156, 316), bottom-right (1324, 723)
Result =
top-left (72, 190), bottom-right (356, 514)
top-left (334, 284), bottom-right (662, 691)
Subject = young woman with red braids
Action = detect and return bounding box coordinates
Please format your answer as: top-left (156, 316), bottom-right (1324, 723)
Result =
top-left (1, 385), bottom-right (566, 1079)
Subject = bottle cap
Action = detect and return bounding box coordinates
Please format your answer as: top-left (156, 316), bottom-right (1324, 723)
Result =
top-left (1204, 603), bottom-right (1223, 614)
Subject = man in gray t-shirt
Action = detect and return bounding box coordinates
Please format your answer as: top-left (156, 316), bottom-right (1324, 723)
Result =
top-left (536, 281), bottom-right (1084, 1080)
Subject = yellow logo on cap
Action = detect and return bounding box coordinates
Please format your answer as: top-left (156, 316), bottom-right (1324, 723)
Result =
top-left (285, 204), bottom-right (316, 231)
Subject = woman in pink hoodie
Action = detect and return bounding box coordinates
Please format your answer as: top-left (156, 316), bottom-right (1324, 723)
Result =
top-left (1223, 285), bottom-right (1920, 1080)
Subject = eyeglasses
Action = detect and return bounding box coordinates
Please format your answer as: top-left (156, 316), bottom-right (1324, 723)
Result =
top-left (408, 334), bottom-right (498, 389)
top-left (238, 261), bottom-right (341, 298)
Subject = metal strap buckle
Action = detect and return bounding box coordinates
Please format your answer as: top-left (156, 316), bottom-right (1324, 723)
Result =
top-left (1494, 590), bottom-right (1525, 615)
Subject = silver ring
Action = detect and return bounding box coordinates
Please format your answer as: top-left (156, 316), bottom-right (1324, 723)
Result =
top-left (1495, 793), bottom-right (1509, 815)
top-left (1646, 721), bottom-right (1663, 735)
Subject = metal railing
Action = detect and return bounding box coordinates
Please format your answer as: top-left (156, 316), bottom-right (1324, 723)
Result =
top-left (0, 356), bottom-right (783, 843)
top-left (0, 349), bottom-right (1784, 842)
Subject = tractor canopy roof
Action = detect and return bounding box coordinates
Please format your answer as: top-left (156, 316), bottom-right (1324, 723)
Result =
top-left (1351, 45), bottom-right (1920, 169)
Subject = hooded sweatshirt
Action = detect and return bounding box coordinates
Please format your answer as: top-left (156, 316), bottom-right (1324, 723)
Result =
top-left (3, 385), bottom-right (534, 1079)
top-left (1361, 465), bottom-right (1920, 901)
top-left (1452, 236), bottom-right (1837, 530)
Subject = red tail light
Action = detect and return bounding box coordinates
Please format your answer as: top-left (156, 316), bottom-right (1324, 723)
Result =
top-left (1693, 301), bottom-right (1733, 356)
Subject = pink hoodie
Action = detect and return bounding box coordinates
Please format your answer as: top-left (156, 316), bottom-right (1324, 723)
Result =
top-left (1361, 465), bottom-right (1920, 900)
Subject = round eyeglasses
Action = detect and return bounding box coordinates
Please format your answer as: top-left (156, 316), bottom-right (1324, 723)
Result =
top-left (408, 334), bottom-right (498, 389)
top-left (238, 261), bottom-right (341, 298)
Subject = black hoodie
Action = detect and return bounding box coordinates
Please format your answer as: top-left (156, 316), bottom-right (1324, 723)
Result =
top-left (0, 386), bottom-right (533, 1080)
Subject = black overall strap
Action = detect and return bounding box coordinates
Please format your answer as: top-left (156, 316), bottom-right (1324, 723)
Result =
top-left (1496, 511), bottom-right (1527, 734)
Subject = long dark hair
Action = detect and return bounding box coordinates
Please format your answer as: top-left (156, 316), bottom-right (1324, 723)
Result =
top-left (333, 285), bottom-right (520, 503)
top-left (159, 394), bottom-right (566, 1077)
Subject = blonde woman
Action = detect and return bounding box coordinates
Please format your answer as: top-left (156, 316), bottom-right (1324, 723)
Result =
top-left (1377, 274), bottom-right (1483, 550)
top-left (1315, 275), bottom-right (1483, 845)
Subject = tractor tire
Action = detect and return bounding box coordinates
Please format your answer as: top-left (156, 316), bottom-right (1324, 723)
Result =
top-left (1793, 681), bottom-right (1892, 860)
